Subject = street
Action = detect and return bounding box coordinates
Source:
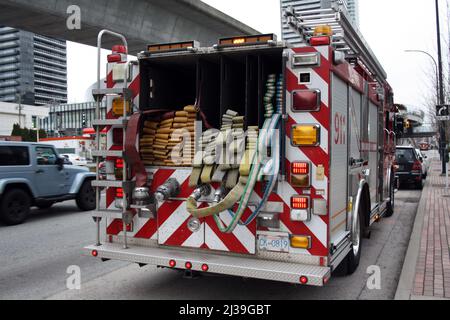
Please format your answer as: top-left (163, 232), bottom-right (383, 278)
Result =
top-left (0, 189), bottom-right (421, 300)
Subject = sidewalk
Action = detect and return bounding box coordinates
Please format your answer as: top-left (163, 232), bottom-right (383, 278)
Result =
top-left (395, 158), bottom-right (450, 300)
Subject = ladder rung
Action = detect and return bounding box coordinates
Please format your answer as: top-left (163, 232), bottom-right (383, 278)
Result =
top-left (92, 119), bottom-right (128, 127)
top-left (92, 150), bottom-right (124, 158)
top-left (92, 88), bottom-right (133, 100)
top-left (92, 180), bottom-right (124, 188)
top-left (92, 210), bottom-right (123, 220)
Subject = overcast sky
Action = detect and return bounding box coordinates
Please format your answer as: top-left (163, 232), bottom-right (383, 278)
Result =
top-left (67, 0), bottom-right (449, 111)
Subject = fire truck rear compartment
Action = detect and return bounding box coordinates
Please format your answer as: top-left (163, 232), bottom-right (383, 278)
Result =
top-left (139, 47), bottom-right (284, 129)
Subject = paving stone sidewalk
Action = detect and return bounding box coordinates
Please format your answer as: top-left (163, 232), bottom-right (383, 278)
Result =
top-left (397, 158), bottom-right (450, 300)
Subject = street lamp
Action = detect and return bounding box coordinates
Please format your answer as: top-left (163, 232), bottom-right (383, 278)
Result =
top-left (404, 50), bottom-right (439, 104)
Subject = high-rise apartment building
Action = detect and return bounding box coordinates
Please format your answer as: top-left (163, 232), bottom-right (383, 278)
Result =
top-left (281, 0), bottom-right (359, 45)
top-left (0, 26), bottom-right (67, 106)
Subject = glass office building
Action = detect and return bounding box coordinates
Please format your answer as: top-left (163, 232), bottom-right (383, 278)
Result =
top-left (0, 26), bottom-right (67, 106)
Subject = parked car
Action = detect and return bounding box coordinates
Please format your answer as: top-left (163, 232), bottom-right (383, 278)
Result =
top-left (62, 157), bottom-right (73, 165)
top-left (415, 148), bottom-right (428, 178)
top-left (61, 153), bottom-right (88, 166)
top-left (0, 142), bottom-right (96, 225)
top-left (395, 146), bottom-right (425, 189)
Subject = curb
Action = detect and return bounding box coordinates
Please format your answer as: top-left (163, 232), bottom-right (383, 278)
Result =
top-left (394, 178), bottom-right (428, 300)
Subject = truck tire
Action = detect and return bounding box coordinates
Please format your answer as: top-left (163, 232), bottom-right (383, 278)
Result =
top-left (345, 203), bottom-right (364, 275)
top-left (385, 172), bottom-right (395, 218)
top-left (76, 180), bottom-right (96, 211)
top-left (0, 189), bottom-right (31, 225)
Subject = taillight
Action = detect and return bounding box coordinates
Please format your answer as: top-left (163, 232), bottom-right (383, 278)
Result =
top-left (107, 54), bottom-right (122, 63)
top-left (169, 260), bottom-right (176, 268)
top-left (115, 159), bottom-right (124, 180)
top-left (412, 161), bottom-right (422, 171)
top-left (291, 196), bottom-right (309, 210)
top-left (291, 162), bottom-right (311, 188)
top-left (201, 264), bottom-right (209, 272)
top-left (107, 45), bottom-right (127, 63)
top-left (300, 276), bottom-right (309, 284)
top-left (116, 159), bottom-right (124, 169)
top-left (185, 262), bottom-right (192, 270)
top-left (112, 45), bottom-right (127, 54)
top-left (292, 162), bottom-right (309, 175)
top-left (291, 196), bottom-right (311, 222)
top-left (292, 90), bottom-right (321, 112)
top-left (91, 250), bottom-right (98, 257)
top-left (116, 188), bottom-right (124, 198)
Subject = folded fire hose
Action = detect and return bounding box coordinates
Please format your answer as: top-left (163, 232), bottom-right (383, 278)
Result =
top-left (186, 114), bottom-right (277, 233)
top-left (186, 74), bottom-right (283, 233)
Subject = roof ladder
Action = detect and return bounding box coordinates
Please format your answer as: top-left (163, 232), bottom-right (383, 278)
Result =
top-left (283, 0), bottom-right (387, 85)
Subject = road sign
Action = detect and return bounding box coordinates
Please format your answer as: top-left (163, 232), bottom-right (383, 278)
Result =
top-left (437, 115), bottom-right (450, 121)
top-left (436, 104), bottom-right (449, 117)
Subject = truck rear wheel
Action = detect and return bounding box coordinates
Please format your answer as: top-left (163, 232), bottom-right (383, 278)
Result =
top-left (0, 189), bottom-right (31, 225)
top-left (76, 180), bottom-right (96, 211)
top-left (385, 171), bottom-right (395, 218)
top-left (345, 203), bottom-right (364, 275)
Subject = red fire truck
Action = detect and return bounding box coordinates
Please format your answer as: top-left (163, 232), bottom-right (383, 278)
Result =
top-left (85, 4), bottom-right (398, 286)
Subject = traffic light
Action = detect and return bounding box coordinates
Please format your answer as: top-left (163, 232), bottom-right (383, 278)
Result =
top-left (82, 113), bottom-right (87, 128)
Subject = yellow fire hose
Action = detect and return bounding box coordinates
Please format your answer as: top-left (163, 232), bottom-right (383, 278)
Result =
top-left (186, 115), bottom-right (275, 230)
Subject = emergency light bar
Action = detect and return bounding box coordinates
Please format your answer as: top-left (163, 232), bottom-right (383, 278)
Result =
top-left (218, 34), bottom-right (277, 48)
top-left (147, 41), bottom-right (200, 53)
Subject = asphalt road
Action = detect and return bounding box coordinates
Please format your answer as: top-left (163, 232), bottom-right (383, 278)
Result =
top-left (0, 201), bottom-right (128, 300)
top-left (0, 188), bottom-right (421, 300)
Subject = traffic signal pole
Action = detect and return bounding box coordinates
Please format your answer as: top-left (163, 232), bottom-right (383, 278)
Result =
top-left (435, 0), bottom-right (448, 175)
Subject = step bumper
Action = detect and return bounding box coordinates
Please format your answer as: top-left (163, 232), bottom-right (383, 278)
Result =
top-left (84, 243), bottom-right (331, 286)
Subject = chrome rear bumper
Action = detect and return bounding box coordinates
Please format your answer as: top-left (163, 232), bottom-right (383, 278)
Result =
top-left (84, 243), bottom-right (331, 286)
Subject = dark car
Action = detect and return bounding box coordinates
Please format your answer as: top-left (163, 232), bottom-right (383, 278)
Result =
top-left (395, 146), bottom-right (425, 189)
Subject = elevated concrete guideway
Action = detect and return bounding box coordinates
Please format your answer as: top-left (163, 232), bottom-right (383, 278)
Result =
top-left (0, 0), bottom-right (260, 54)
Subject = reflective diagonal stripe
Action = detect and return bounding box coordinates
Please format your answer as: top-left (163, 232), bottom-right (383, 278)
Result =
top-left (286, 68), bottom-right (329, 107)
top-left (205, 224), bottom-right (229, 252)
top-left (205, 217), bottom-right (250, 254)
top-left (216, 210), bottom-right (256, 254)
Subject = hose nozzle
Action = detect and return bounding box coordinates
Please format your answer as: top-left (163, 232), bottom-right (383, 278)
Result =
top-left (155, 178), bottom-right (180, 202)
top-left (213, 187), bottom-right (225, 204)
top-left (191, 184), bottom-right (212, 201)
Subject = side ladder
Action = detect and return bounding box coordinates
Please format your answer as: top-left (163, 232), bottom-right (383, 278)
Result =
top-left (91, 30), bottom-right (133, 249)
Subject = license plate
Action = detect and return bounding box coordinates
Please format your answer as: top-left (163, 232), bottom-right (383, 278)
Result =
top-left (398, 165), bottom-right (405, 171)
top-left (258, 235), bottom-right (290, 253)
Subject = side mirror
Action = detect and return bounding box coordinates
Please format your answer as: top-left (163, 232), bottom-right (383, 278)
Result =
top-left (56, 157), bottom-right (65, 170)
